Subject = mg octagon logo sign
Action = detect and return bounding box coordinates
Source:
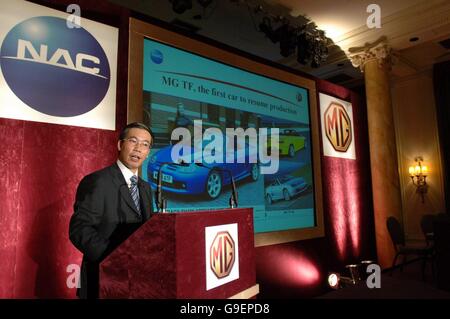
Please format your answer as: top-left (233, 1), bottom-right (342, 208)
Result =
top-left (324, 102), bottom-right (352, 152)
top-left (210, 231), bottom-right (235, 279)
top-left (205, 223), bottom-right (239, 290)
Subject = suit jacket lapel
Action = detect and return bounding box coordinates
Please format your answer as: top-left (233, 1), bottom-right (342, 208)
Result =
top-left (110, 163), bottom-right (140, 215)
top-left (138, 179), bottom-right (153, 221)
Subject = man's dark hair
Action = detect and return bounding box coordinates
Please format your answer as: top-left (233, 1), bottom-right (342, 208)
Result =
top-left (119, 122), bottom-right (154, 146)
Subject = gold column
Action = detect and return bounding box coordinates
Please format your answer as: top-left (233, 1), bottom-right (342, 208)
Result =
top-left (349, 37), bottom-right (402, 269)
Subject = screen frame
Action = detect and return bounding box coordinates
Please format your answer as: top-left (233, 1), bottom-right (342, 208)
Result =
top-left (128, 18), bottom-right (324, 246)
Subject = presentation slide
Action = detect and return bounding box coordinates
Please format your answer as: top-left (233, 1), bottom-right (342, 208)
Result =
top-left (141, 38), bottom-right (315, 233)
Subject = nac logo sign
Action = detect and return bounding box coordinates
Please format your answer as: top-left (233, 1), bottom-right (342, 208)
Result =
top-left (0, 16), bottom-right (110, 117)
top-left (324, 102), bottom-right (352, 152)
top-left (210, 231), bottom-right (235, 279)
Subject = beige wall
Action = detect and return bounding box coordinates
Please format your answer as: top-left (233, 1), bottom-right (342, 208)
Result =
top-left (391, 70), bottom-right (446, 240)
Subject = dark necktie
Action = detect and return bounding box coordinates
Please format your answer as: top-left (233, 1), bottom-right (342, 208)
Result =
top-left (130, 175), bottom-right (141, 215)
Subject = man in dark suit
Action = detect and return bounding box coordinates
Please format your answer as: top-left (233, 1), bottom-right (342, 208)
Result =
top-left (69, 122), bottom-right (154, 299)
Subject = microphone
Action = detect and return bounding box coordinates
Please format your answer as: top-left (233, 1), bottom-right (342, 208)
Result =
top-left (155, 163), bottom-right (166, 213)
top-left (155, 160), bottom-right (189, 213)
top-left (195, 163), bottom-right (238, 209)
top-left (229, 173), bottom-right (238, 209)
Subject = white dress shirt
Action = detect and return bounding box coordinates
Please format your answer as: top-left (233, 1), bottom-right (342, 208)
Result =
top-left (116, 159), bottom-right (138, 189)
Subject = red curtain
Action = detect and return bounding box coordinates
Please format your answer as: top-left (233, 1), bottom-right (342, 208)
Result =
top-left (0, 119), bottom-right (118, 298)
top-left (255, 80), bottom-right (376, 298)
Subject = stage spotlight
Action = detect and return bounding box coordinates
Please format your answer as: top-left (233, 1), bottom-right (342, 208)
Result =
top-left (328, 272), bottom-right (340, 289)
top-left (359, 260), bottom-right (375, 280)
top-left (310, 59), bottom-right (320, 68)
top-left (327, 269), bottom-right (357, 289)
top-left (296, 33), bottom-right (311, 65)
top-left (259, 17), bottom-right (271, 36)
top-left (197, 0), bottom-right (213, 8)
top-left (278, 24), bottom-right (297, 57)
top-left (259, 17), bottom-right (280, 43)
top-left (345, 264), bottom-right (361, 282)
top-left (257, 13), bottom-right (329, 67)
top-left (170, 0), bottom-right (193, 14)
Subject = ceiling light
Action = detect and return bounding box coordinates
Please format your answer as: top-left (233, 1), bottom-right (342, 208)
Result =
top-left (197, 0), bottom-right (213, 8)
top-left (296, 32), bottom-right (312, 65)
top-left (328, 272), bottom-right (340, 289)
top-left (259, 17), bottom-right (280, 43)
top-left (170, 0), bottom-right (193, 14)
top-left (278, 24), bottom-right (297, 57)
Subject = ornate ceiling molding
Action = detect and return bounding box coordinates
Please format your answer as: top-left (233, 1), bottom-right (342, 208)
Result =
top-left (279, 0), bottom-right (450, 77)
top-left (348, 37), bottom-right (393, 72)
top-left (336, 0), bottom-right (450, 53)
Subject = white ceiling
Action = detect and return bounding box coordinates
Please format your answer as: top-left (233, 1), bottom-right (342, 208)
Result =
top-left (270, 0), bottom-right (425, 40)
top-left (111, 0), bottom-right (450, 87)
top-left (273, 0), bottom-right (450, 85)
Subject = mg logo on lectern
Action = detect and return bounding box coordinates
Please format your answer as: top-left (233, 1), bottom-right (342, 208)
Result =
top-left (324, 102), bottom-right (352, 152)
top-left (210, 231), bottom-right (235, 279)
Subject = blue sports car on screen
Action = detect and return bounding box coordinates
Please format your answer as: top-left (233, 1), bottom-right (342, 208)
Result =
top-left (147, 140), bottom-right (260, 200)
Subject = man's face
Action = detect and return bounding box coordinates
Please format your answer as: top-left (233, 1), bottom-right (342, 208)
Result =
top-left (118, 128), bottom-right (152, 173)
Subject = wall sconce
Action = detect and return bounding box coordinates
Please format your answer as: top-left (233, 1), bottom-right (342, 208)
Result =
top-left (408, 156), bottom-right (428, 203)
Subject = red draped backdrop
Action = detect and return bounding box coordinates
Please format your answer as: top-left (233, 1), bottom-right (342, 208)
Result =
top-left (0, 120), bottom-right (118, 297)
top-left (0, 0), bottom-right (375, 299)
top-left (255, 80), bottom-right (376, 298)
top-left (0, 0), bottom-right (129, 298)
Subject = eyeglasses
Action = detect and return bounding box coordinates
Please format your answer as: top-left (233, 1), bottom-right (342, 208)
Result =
top-left (123, 137), bottom-right (151, 150)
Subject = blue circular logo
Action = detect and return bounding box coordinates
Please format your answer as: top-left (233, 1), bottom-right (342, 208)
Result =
top-left (150, 49), bottom-right (163, 64)
top-left (0, 16), bottom-right (110, 117)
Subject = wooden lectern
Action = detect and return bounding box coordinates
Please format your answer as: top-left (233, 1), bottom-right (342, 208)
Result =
top-left (99, 208), bottom-right (257, 298)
